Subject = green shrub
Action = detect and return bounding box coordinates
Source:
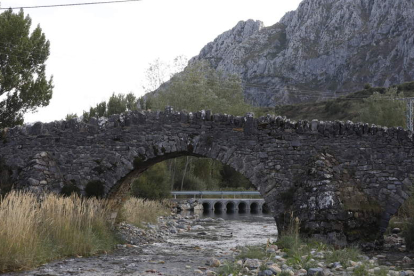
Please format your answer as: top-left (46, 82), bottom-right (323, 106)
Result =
top-left (236, 245), bottom-right (268, 260)
top-left (374, 268), bottom-right (389, 276)
top-left (402, 217), bottom-right (414, 250)
top-left (353, 264), bottom-right (369, 276)
top-left (0, 159), bottom-right (12, 197)
top-left (60, 183), bottom-right (81, 197)
top-left (131, 162), bottom-right (171, 200)
top-left (85, 180), bottom-right (105, 198)
top-left (325, 248), bottom-right (361, 267)
top-left (276, 235), bottom-right (297, 251)
top-left (217, 261), bottom-right (242, 276)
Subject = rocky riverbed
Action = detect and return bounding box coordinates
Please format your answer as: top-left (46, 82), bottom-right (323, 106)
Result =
top-left (2, 213), bottom-right (414, 276)
top-left (2, 213), bottom-right (276, 276)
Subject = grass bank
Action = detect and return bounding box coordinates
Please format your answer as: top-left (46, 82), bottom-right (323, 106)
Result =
top-left (0, 191), bottom-right (169, 273)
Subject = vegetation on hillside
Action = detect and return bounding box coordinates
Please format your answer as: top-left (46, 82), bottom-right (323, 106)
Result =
top-left (275, 82), bottom-right (414, 128)
top-left (146, 60), bottom-right (252, 115)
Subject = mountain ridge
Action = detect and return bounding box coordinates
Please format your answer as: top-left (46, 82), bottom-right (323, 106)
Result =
top-left (189, 0), bottom-right (414, 107)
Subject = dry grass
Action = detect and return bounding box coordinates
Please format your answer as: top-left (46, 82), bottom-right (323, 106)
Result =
top-left (0, 191), bottom-right (117, 273)
top-left (121, 197), bottom-right (169, 227)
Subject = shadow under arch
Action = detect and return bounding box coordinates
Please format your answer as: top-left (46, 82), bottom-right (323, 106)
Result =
top-left (238, 201), bottom-right (248, 213)
top-left (226, 201), bottom-right (236, 213)
top-left (202, 202), bottom-right (211, 210)
top-left (105, 150), bottom-right (262, 224)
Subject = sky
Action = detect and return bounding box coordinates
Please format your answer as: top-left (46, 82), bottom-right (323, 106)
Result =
top-left (1, 0), bottom-right (302, 123)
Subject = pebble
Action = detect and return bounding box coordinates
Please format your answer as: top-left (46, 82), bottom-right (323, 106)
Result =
top-left (403, 256), bottom-right (413, 264)
top-left (193, 269), bottom-right (203, 274)
top-left (405, 270), bottom-right (414, 276)
top-left (392, 228), bottom-right (402, 234)
top-left (206, 270), bottom-right (216, 276)
top-left (206, 258), bottom-right (221, 267)
top-left (244, 258), bottom-right (261, 269)
top-left (192, 225), bottom-right (205, 230)
top-left (308, 267), bottom-right (324, 276)
top-left (268, 264), bottom-right (282, 274)
top-left (258, 270), bottom-right (274, 276)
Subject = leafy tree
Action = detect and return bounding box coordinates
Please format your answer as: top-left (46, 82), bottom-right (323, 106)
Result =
top-left (65, 113), bottom-right (78, 120)
top-left (81, 93), bottom-right (137, 122)
top-left (0, 9), bottom-right (53, 128)
top-left (358, 87), bottom-right (406, 127)
top-left (107, 93), bottom-right (127, 116)
top-left (131, 162), bottom-right (171, 200)
top-left (149, 60), bottom-right (251, 115)
top-left (141, 56), bottom-right (188, 93)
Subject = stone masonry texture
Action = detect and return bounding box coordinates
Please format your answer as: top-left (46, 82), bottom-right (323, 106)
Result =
top-left (0, 108), bottom-right (413, 247)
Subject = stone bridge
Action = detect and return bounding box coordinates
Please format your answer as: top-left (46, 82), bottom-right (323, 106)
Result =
top-left (0, 107), bottom-right (413, 246)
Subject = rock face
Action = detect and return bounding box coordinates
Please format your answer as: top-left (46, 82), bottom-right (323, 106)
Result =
top-left (190, 0), bottom-right (414, 106)
top-left (1, 110), bottom-right (413, 246)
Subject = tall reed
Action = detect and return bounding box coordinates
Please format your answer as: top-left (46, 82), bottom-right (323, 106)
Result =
top-left (121, 197), bottom-right (169, 227)
top-left (0, 191), bottom-right (117, 273)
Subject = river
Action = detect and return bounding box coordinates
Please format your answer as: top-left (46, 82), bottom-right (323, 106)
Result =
top-left (3, 210), bottom-right (278, 276)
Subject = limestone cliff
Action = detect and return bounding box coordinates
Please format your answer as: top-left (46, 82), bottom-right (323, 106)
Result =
top-left (190, 0), bottom-right (414, 107)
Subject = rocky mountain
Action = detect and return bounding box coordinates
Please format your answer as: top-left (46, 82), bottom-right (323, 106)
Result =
top-left (189, 0), bottom-right (414, 107)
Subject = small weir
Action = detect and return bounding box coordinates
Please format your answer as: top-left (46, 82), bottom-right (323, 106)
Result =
top-left (171, 191), bottom-right (268, 213)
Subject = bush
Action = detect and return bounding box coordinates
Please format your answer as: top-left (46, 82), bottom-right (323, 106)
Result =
top-left (85, 180), bottom-right (105, 198)
top-left (325, 248), bottom-right (361, 267)
top-left (131, 162), bottom-right (171, 200)
top-left (402, 217), bottom-right (414, 250)
top-left (353, 264), bottom-right (369, 276)
top-left (0, 159), bottom-right (12, 197)
top-left (60, 182), bottom-right (81, 197)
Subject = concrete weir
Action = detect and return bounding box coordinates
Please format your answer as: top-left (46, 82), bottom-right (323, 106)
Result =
top-left (172, 191), bottom-right (266, 212)
top-left (200, 199), bottom-right (265, 211)
top-left (1, 107), bottom-right (413, 246)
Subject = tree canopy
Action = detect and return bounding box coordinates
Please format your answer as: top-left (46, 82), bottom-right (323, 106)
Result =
top-left (0, 9), bottom-right (53, 128)
top-left (147, 60), bottom-right (251, 115)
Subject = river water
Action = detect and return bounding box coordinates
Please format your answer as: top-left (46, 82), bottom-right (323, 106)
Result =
top-left (170, 210), bottom-right (278, 251)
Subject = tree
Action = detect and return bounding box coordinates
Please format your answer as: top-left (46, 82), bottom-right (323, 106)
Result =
top-left (0, 9), bottom-right (53, 128)
top-left (358, 87), bottom-right (406, 127)
top-left (82, 92), bottom-right (137, 122)
top-left (131, 162), bottom-right (171, 200)
top-left (141, 56), bottom-right (188, 93)
top-left (148, 60), bottom-right (251, 116)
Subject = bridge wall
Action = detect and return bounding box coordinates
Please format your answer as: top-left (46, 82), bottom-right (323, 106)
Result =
top-left (0, 108), bottom-right (413, 246)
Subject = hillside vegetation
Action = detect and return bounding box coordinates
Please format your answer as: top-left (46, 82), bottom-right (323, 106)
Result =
top-left (274, 82), bottom-right (414, 127)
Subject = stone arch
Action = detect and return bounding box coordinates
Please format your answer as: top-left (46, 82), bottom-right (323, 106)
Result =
top-left (2, 108), bottom-right (414, 246)
top-left (105, 149), bottom-right (259, 219)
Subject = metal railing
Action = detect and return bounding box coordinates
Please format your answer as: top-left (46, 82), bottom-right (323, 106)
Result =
top-left (170, 191), bottom-right (261, 199)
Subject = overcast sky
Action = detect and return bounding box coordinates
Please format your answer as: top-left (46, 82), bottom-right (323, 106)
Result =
top-left (2, 0), bottom-right (302, 123)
